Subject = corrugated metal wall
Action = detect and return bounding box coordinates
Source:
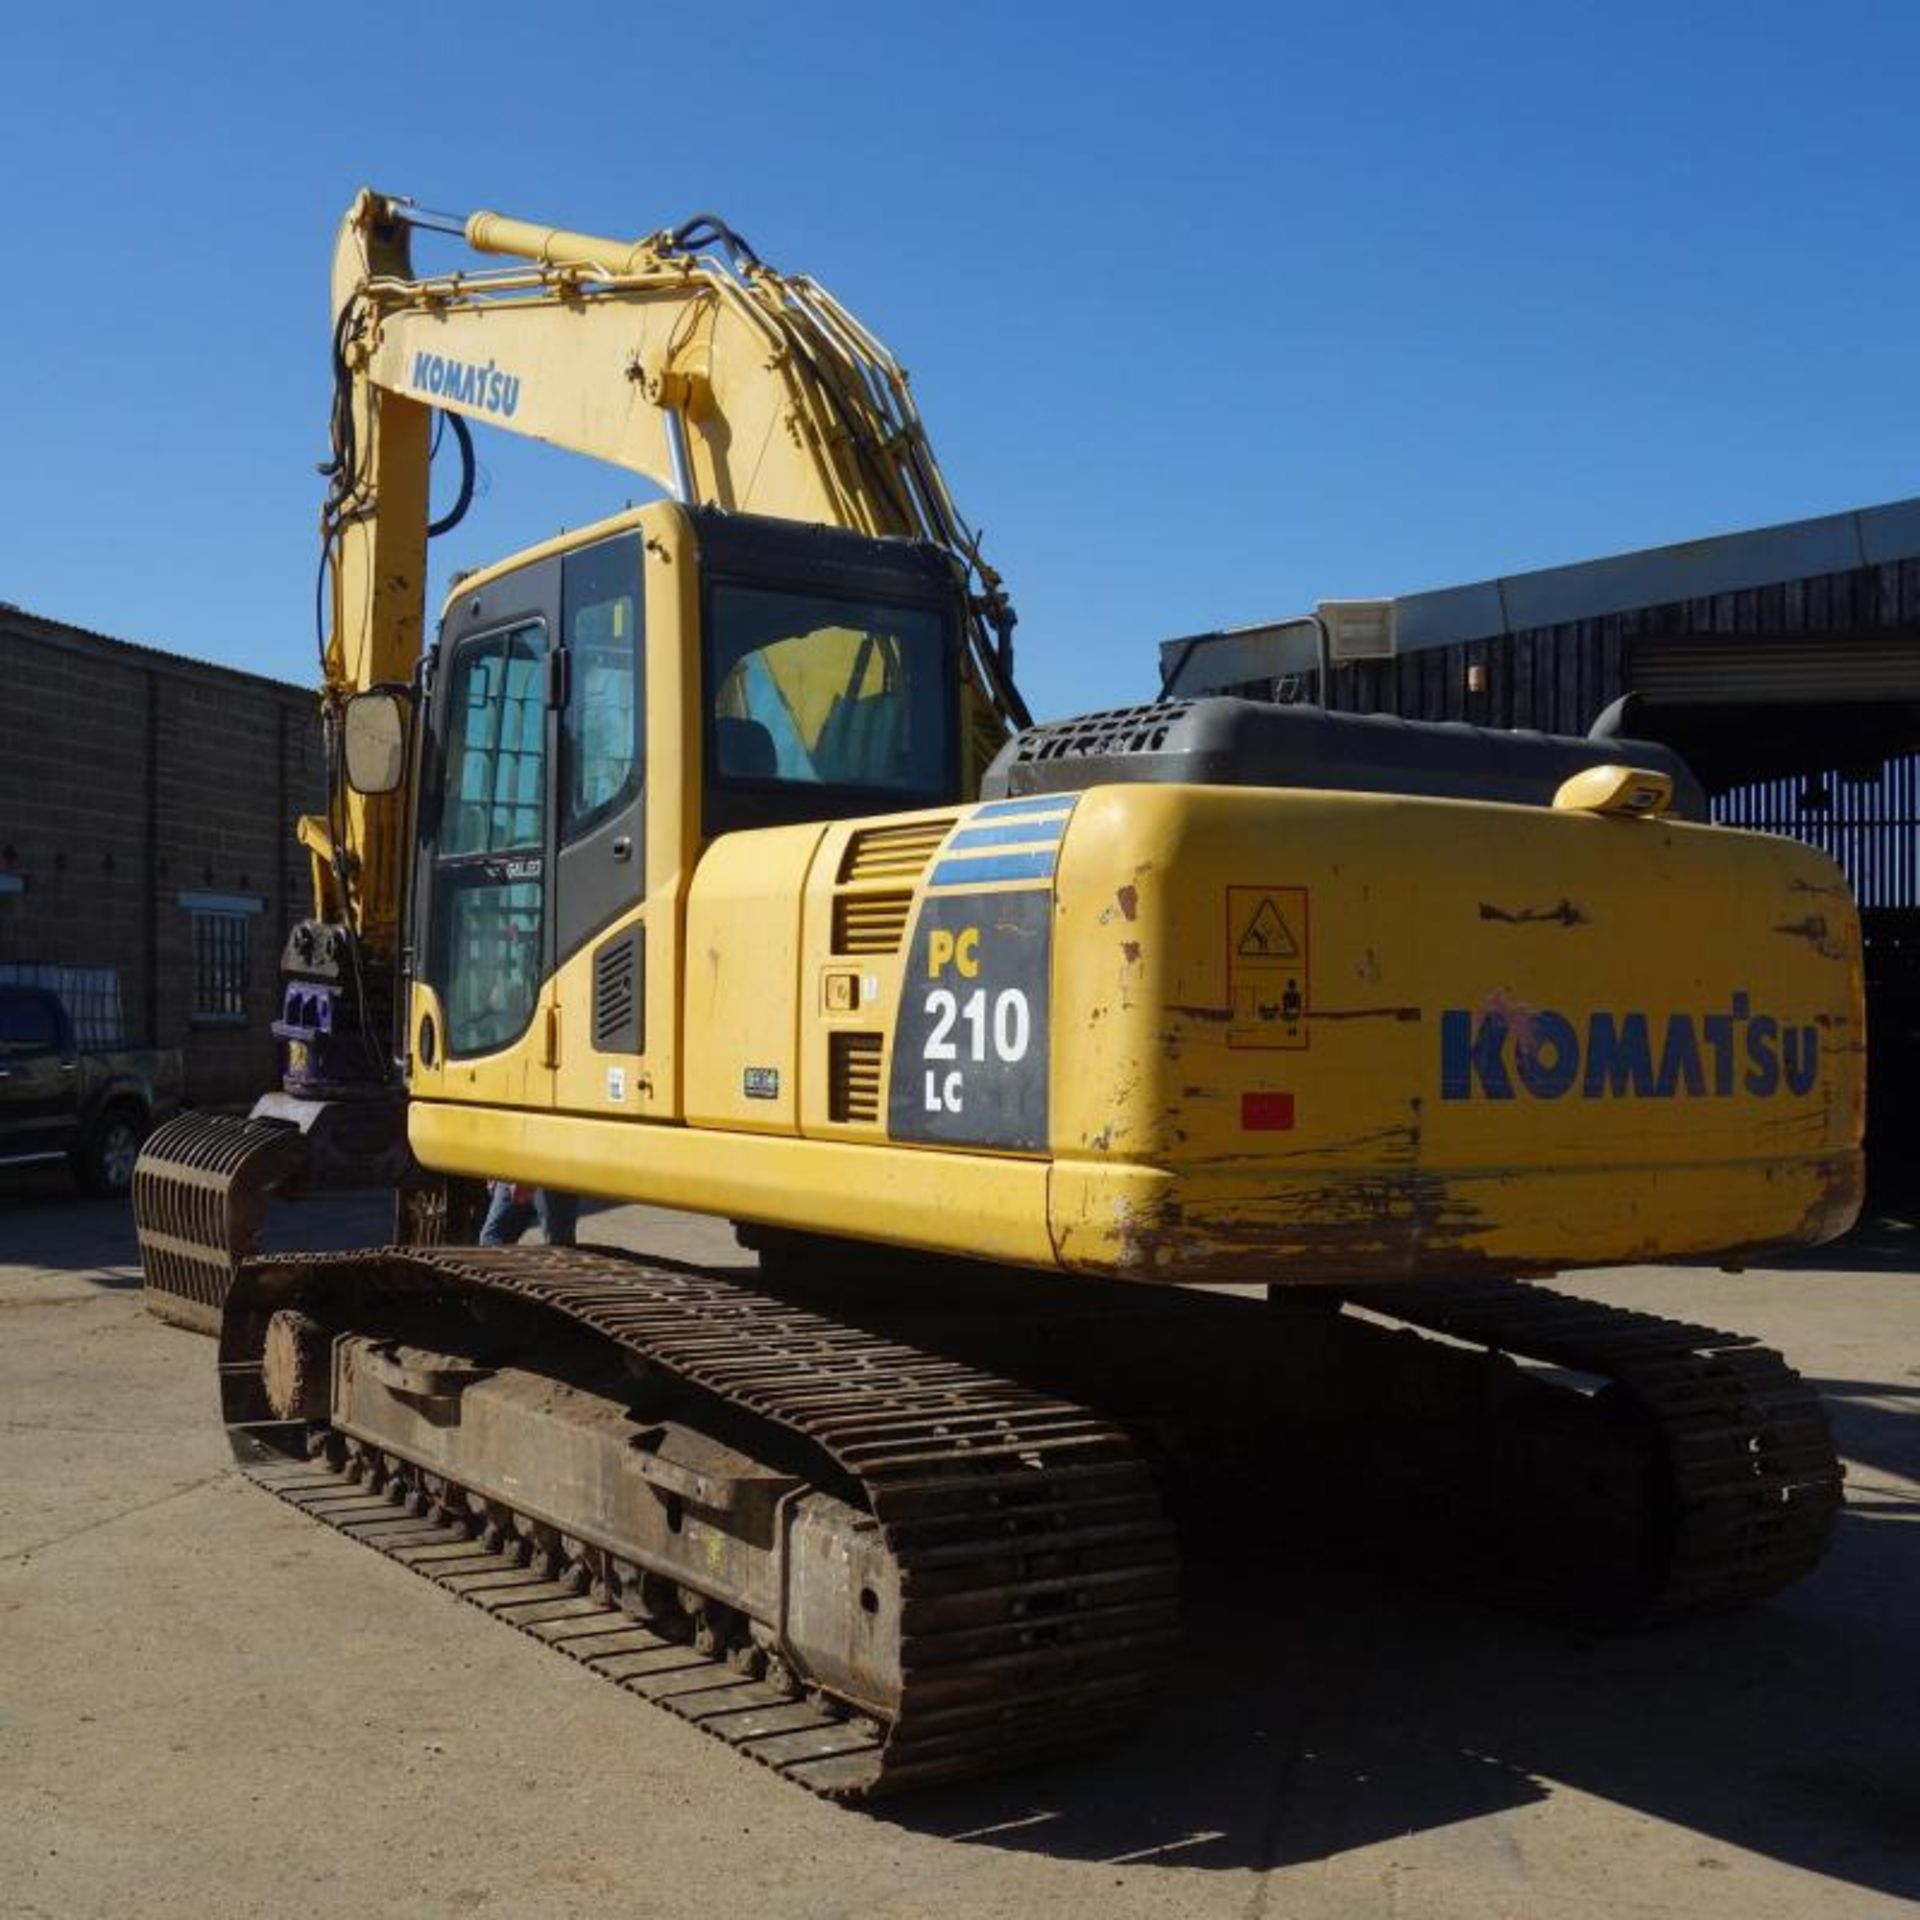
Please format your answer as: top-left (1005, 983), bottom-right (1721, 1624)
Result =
top-left (1306, 556), bottom-right (1920, 733)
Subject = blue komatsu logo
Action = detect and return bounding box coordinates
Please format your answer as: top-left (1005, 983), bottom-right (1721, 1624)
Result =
top-left (1440, 992), bottom-right (1820, 1101)
top-left (411, 351), bottom-right (520, 418)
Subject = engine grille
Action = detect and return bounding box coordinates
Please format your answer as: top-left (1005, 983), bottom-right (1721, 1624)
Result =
top-left (838, 818), bottom-right (953, 883)
top-left (1004, 702), bottom-right (1192, 764)
top-left (829, 1031), bottom-right (884, 1124)
top-left (832, 817), bottom-right (953, 956)
top-left (833, 892), bottom-right (912, 954)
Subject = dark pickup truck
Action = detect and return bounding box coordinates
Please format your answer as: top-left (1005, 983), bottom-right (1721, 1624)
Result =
top-left (0, 985), bottom-right (184, 1195)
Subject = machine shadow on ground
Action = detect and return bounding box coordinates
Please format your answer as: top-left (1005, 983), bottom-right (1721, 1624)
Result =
top-left (889, 1386), bottom-right (1920, 1901)
top-left (1753, 1206), bottom-right (1920, 1274)
top-left (6, 1175), bottom-right (1913, 1897)
top-left (0, 1169), bottom-right (395, 1281)
top-left (0, 1167), bottom-right (385, 1290)
top-left (0, 1172), bottom-right (680, 1281)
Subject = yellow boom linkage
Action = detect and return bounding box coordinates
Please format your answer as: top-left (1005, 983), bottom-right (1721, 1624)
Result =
top-left (314, 190), bottom-right (1022, 963)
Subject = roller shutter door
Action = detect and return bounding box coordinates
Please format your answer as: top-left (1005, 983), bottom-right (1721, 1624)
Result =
top-left (1631, 633), bottom-right (1920, 703)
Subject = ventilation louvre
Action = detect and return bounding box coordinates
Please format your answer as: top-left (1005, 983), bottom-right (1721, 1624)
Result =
top-left (838, 818), bottom-right (954, 883)
top-left (833, 892), bottom-right (912, 954)
top-left (829, 1032), bottom-right (884, 1124)
top-left (832, 816), bottom-right (954, 957)
top-left (592, 927), bottom-right (643, 1053)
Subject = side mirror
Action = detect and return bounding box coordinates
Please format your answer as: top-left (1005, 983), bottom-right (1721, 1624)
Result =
top-left (342, 689), bottom-right (410, 795)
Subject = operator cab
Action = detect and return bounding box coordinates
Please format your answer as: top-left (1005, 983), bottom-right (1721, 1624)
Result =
top-left (405, 503), bottom-right (967, 1069)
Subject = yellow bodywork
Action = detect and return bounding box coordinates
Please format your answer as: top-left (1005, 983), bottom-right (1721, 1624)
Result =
top-left (1042, 785), bottom-right (1860, 1281)
top-left (314, 191), bottom-right (1861, 1288)
top-left (405, 539), bottom-right (1863, 1286)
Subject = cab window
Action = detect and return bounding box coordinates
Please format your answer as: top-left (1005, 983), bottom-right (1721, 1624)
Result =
top-left (562, 536), bottom-right (642, 845)
top-left (431, 621), bottom-right (548, 1057)
top-left (706, 584), bottom-right (952, 812)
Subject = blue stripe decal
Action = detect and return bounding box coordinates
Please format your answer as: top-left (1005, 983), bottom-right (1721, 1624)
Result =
top-left (928, 849), bottom-right (1058, 888)
top-left (972, 796), bottom-right (1079, 822)
top-left (945, 818), bottom-right (1068, 852)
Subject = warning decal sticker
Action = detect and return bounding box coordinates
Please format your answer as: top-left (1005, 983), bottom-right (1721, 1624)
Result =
top-left (1236, 895), bottom-right (1302, 960)
top-left (1227, 886), bottom-right (1310, 1050)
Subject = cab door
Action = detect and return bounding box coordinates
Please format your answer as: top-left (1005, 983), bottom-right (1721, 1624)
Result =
top-left (548, 532), bottom-right (650, 1116)
top-left (407, 561), bottom-right (560, 1115)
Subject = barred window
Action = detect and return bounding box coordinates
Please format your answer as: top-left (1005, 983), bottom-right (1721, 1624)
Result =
top-left (191, 909), bottom-right (251, 1025)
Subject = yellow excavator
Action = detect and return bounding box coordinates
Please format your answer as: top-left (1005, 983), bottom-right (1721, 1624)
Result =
top-left (135, 190), bottom-right (1863, 1799)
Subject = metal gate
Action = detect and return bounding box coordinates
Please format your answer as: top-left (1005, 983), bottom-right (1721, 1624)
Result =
top-left (1711, 755), bottom-right (1920, 909)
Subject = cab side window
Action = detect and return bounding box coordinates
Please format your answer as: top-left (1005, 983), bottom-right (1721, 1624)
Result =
top-left (561, 537), bottom-right (642, 846)
top-left (431, 622), bottom-right (548, 1057)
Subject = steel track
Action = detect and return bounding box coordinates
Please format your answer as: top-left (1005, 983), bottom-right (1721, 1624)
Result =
top-left (224, 1245), bottom-right (1181, 1800)
top-left (736, 1255), bottom-right (1847, 1627)
top-left (1345, 1276), bottom-right (1843, 1622)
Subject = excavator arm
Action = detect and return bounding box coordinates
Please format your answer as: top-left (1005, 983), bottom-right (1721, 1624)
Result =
top-left (318, 190), bottom-right (1024, 959)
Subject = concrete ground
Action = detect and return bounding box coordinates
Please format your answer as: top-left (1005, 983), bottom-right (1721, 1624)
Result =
top-left (1, 1166), bottom-right (1915, 1920)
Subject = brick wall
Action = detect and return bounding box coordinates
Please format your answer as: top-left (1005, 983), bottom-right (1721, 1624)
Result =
top-left (0, 611), bottom-right (326, 1105)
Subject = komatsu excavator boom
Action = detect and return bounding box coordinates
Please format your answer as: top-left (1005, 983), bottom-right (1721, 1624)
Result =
top-left (135, 190), bottom-right (1864, 1799)
top-left (316, 191), bottom-right (1022, 985)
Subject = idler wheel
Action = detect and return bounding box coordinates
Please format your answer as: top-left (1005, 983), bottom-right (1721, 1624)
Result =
top-left (261, 1310), bottom-right (332, 1422)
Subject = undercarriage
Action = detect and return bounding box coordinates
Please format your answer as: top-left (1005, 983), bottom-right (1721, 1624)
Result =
top-left (195, 1227), bottom-right (1841, 1798)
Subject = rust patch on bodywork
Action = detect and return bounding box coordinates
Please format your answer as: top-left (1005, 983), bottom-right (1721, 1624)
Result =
top-left (1310, 1005), bottom-right (1421, 1023)
top-left (1772, 914), bottom-right (1850, 960)
top-left (1478, 899), bottom-right (1587, 928)
top-left (1797, 1153), bottom-right (1866, 1244)
top-left (1102, 1173), bottom-right (1500, 1287)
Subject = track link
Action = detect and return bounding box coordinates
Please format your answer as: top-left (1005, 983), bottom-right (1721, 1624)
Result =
top-left (223, 1244), bottom-right (1180, 1800)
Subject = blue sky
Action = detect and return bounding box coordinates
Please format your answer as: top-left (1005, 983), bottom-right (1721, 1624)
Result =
top-left (3, 2), bottom-right (1916, 722)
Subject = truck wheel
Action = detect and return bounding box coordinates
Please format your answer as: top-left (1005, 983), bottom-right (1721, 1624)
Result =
top-left (72, 1103), bottom-right (150, 1198)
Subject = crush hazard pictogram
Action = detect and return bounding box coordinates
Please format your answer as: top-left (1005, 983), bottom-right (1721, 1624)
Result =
top-left (1236, 896), bottom-right (1301, 960)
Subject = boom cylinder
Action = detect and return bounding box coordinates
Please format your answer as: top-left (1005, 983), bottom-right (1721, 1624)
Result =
top-left (464, 210), bottom-right (663, 278)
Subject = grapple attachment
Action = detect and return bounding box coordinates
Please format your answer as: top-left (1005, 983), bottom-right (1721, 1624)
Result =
top-left (133, 1112), bottom-right (308, 1333)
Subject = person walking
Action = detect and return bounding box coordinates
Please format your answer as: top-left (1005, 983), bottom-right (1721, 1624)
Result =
top-left (478, 1181), bottom-right (579, 1248)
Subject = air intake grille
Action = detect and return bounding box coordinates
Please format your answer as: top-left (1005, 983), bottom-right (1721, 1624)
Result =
top-left (1006, 701), bottom-right (1191, 763)
top-left (838, 818), bottom-right (954, 883)
top-left (592, 927), bottom-right (643, 1053)
top-left (833, 892), bottom-right (912, 954)
top-left (832, 817), bottom-right (953, 956)
top-left (829, 1032), bottom-right (884, 1124)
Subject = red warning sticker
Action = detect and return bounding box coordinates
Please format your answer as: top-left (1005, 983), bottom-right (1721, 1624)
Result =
top-left (1241, 1090), bottom-right (1297, 1130)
